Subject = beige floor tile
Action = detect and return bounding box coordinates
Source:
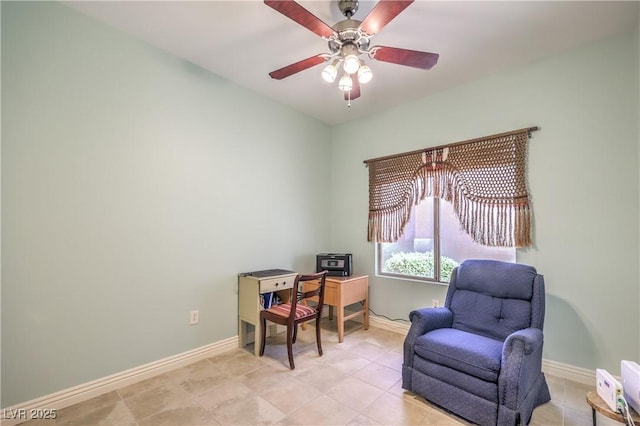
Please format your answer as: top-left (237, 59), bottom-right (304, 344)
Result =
top-left (116, 373), bottom-right (172, 399)
top-left (30, 325), bottom-right (607, 426)
top-left (217, 349), bottom-right (270, 377)
top-left (241, 364), bottom-right (298, 394)
top-left (346, 413), bottom-right (381, 425)
top-left (565, 406), bottom-right (621, 426)
top-left (57, 400), bottom-right (136, 426)
top-left (564, 380), bottom-right (593, 411)
top-left (258, 375), bottom-right (323, 414)
top-left (545, 374), bottom-right (566, 405)
top-left (12, 419), bottom-right (54, 426)
top-left (348, 341), bottom-right (387, 361)
top-left (372, 348), bottom-right (403, 371)
top-left (138, 402), bottom-right (216, 426)
top-left (353, 361), bottom-right (401, 391)
top-left (55, 391), bottom-right (122, 423)
top-left (281, 394), bottom-right (358, 425)
top-left (122, 381), bottom-right (192, 420)
top-left (194, 379), bottom-right (256, 411)
top-left (420, 405), bottom-right (469, 425)
top-left (281, 350), bottom-right (326, 377)
top-left (325, 376), bottom-right (385, 412)
top-left (292, 363), bottom-right (350, 394)
top-left (363, 392), bottom-right (430, 425)
top-left (529, 400), bottom-right (564, 426)
top-left (564, 405), bottom-right (595, 426)
top-left (387, 378), bottom-right (414, 399)
top-left (258, 334), bottom-right (320, 371)
top-left (175, 363), bottom-right (234, 396)
top-left (363, 328), bottom-right (407, 352)
top-left (210, 394), bottom-right (286, 425)
top-left (162, 359), bottom-right (213, 383)
top-left (318, 347), bottom-right (371, 374)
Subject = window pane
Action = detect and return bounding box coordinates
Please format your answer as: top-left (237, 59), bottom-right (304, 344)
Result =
top-left (439, 199), bottom-right (516, 282)
top-left (379, 198), bottom-right (435, 279)
top-left (377, 197), bottom-right (516, 283)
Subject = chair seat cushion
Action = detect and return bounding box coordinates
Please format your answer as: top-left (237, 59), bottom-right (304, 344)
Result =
top-left (413, 328), bottom-right (503, 382)
top-left (265, 303), bottom-right (316, 319)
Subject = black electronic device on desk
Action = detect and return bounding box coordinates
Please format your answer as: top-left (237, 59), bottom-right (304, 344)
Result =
top-left (316, 253), bottom-right (352, 276)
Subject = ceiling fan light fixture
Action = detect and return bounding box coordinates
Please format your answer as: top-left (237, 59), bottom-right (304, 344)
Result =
top-left (321, 60), bottom-right (339, 83)
top-left (357, 61), bottom-right (372, 84)
top-left (343, 54), bottom-right (360, 74)
top-left (265, 0), bottom-right (439, 103)
top-left (338, 74), bottom-right (353, 91)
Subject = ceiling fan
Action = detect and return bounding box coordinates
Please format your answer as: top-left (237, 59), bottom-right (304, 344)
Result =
top-left (264, 0), bottom-right (439, 105)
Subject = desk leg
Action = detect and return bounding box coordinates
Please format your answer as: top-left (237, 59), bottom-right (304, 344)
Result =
top-left (337, 302), bottom-right (344, 343)
top-left (363, 297), bottom-right (369, 331)
top-left (254, 321), bottom-right (261, 357)
top-left (329, 305), bottom-right (334, 320)
top-left (239, 320), bottom-right (246, 349)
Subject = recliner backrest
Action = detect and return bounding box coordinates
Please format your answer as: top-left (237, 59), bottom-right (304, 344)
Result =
top-left (445, 259), bottom-right (545, 341)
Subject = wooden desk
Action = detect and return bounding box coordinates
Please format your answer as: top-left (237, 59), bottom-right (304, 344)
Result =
top-left (238, 270), bottom-right (297, 356)
top-left (303, 275), bottom-right (369, 343)
top-left (586, 391), bottom-right (640, 426)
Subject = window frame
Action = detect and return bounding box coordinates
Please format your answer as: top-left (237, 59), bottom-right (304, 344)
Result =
top-left (375, 197), bottom-right (446, 284)
top-left (375, 196), bottom-right (515, 284)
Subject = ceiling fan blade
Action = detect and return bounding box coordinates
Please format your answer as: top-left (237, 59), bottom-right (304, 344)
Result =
top-left (371, 46), bottom-right (439, 70)
top-left (345, 74), bottom-right (361, 101)
top-left (269, 54), bottom-right (326, 80)
top-left (360, 0), bottom-right (414, 35)
top-left (264, 0), bottom-right (335, 38)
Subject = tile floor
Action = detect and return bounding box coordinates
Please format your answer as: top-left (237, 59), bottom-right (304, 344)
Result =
top-left (22, 320), bottom-right (617, 425)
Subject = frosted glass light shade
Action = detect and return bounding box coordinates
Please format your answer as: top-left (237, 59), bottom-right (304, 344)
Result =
top-left (322, 62), bottom-right (338, 83)
top-left (343, 54), bottom-right (360, 74)
top-left (338, 75), bottom-right (353, 91)
top-left (358, 64), bottom-right (373, 84)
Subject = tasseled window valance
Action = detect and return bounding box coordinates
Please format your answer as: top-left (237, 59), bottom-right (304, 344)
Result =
top-left (364, 127), bottom-right (536, 247)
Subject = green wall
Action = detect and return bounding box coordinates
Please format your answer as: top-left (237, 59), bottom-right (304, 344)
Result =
top-left (330, 31), bottom-right (640, 373)
top-left (1, 2), bottom-right (331, 406)
top-left (637, 0), bottom-right (640, 364)
top-left (2, 0), bottom-right (639, 409)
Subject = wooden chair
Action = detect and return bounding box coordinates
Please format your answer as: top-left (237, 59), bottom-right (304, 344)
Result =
top-left (259, 271), bottom-right (328, 369)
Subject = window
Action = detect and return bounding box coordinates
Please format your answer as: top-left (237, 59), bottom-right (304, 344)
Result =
top-left (377, 196), bottom-right (516, 283)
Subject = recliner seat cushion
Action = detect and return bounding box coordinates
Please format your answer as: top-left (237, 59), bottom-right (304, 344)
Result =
top-left (413, 328), bottom-right (503, 382)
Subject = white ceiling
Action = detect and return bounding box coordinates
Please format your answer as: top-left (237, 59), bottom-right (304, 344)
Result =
top-left (63, 1), bottom-right (638, 126)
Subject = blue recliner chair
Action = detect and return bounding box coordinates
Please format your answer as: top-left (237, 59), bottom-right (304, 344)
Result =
top-left (402, 259), bottom-right (551, 425)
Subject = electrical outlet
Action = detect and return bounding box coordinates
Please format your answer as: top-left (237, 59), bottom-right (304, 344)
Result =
top-left (190, 310), bottom-right (199, 325)
top-left (432, 299), bottom-right (439, 308)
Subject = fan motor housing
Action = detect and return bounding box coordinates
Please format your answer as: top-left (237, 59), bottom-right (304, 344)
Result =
top-left (329, 19), bottom-right (369, 53)
top-left (338, 0), bottom-right (359, 18)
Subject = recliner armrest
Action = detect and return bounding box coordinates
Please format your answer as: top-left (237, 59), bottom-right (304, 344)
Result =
top-left (403, 308), bottom-right (453, 368)
top-left (504, 328), bottom-right (543, 356)
top-left (499, 328), bottom-right (545, 409)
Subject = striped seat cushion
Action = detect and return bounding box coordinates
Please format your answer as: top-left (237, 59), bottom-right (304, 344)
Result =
top-left (266, 303), bottom-right (316, 319)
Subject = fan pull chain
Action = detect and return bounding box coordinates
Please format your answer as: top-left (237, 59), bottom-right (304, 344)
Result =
top-left (347, 90), bottom-right (351, 108)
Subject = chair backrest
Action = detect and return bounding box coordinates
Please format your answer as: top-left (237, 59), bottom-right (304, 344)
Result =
top-left (286, 271), bottom-right (328, 320)
top-left (445, 259), bottom-right (545, 341)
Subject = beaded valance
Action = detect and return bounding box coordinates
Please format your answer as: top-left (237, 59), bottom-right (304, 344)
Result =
top-left (365, 127), bottom-right (536, 247)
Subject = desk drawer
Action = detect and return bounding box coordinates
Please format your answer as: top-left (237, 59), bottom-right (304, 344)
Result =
top-left (260, 277), bottom-right (295, 293)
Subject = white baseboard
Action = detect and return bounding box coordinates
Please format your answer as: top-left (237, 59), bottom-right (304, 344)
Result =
top-left (1, 336), bottom-right (238, 426)
top-left (2, 317), bottom-right (596, 425)
top-left (368, 313), bottom-right (411, 334)
top-left (541, 358), bottom-right (595, 386)
top-left (366, 313), bottom-right (596, 386)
